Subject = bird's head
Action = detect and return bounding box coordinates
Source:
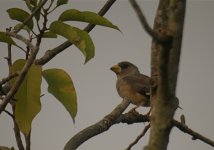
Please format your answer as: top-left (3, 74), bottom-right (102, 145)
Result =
top-left (110, 61), bottom-right (139, 77)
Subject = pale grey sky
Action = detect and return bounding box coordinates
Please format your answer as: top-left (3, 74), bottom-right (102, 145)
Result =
top-left (0, 1), bottom-right (214, 150)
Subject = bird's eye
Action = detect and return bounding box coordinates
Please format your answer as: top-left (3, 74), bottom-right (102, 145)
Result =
top-left (119, 63), bottom-right (129, 69)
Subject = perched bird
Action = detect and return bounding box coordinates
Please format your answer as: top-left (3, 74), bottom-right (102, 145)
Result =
top-left (110, 61), bottom-right (150, 108)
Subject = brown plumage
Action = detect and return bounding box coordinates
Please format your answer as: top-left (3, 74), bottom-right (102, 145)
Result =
top-left (110, 61), bottom-right (150, 107)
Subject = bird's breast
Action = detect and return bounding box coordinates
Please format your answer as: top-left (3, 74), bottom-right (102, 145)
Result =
top-left (116, 78), bottom-right (129, 98)
top-left (116, 78), bottom-right (150, 107)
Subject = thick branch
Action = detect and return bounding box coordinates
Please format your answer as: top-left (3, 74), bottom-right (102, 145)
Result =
top-left (35, 0), bottom-right (116, 65)
top-left (64, 99), bottom-right (131, 150)
top-left (145, 0), bottom-right (186, 150)
top-left (65, 103), bottom-right (213, 150)
top-left (115, 110), bottom-right (149, 124)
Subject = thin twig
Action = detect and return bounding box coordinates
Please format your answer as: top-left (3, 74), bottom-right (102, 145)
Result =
top-left (35, 0), bottom-right (117, 65)
top-left (3, 109), bottom-right (14, 118)
top-left (119, 112), bottom-right (214, 148)
top-left (129, 0), bottom-right (159, 41)
top-left (0, 73), bottom-right (19, 86)
top-left (6, 27), bottom-right (12, 67)
top-left (14, 0), bottom-right (48, 33)
top-left (15, 44), bottom-right (28, 54)
top-left (44, 0), bottom-right (54, 12)
top-left (5, 32), bottom-right (35, 50)
top-left (25, 130), bottom-right (31, 150)
top-left (173, 120), bottom-right (214, 147)
top-left (12, 104), bottom-right (25, 150)
top-left (126, 123), bottom-right (150, 150)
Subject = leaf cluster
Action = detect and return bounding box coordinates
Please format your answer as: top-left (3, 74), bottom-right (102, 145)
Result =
top-left (0, 0), bottom-right (119, 138)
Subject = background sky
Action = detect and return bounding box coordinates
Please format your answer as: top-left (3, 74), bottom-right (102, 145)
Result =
top-left (0, 0), bottom-right (214, 150)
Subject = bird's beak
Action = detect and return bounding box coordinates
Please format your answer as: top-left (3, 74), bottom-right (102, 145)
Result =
top-left (110, 64), bottom-right (121, 74)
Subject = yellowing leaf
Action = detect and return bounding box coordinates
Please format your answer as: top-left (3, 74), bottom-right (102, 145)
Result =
top-left (7, 8), bottom-right (34, 30)
top-left (59, 9), bottom-right (120, 31)
top-left (42, 68), bottom-right (77, 122)
top-left (50, 21), bottom-right (94, 63)
top-left (11, 59), bottom-right (42, 134)
top-left (0, 32), bottom-right (16, 45)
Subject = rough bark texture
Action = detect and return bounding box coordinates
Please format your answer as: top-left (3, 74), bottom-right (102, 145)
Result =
top-left (64, 99), bottom-right (131, 150)
top-left (145, 0), bottom-right (186, 150)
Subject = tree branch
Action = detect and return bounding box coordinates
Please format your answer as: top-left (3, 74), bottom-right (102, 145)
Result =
top-left (14, 0), bottom-right (48, 33)
top-left (3, 109), bottom-right (14, 118)
top-left (0, 73), bottom-right (18, 87)
top-left (65, 101), bottom-right (213, 150)
top-left (139, 0), bottom-right (186, 150)
top-left (25, 130), bottom-right (31, 150)
top-left (64, 98), bottom-right (131, 150)
top-left (5, 32), bottom-right (35, 50)
top-left (12, 104), bottom-right (25, 150)
top-left (129, 0), bottom-right (158, 40)
top-left (35, 0), bottom-right (117, 65)
top-left (126, 123), bottom-right (150, 150)
top-left (115, 110), bottom-right (149, 124)
top-left (0, 34), bottom-right (39, 114)
top-left (173, 120), bottom-right (214, 147)
top-left (119, 114), bottom-right (214, 148)
top-left (129, 0), bottom-right (173, 43)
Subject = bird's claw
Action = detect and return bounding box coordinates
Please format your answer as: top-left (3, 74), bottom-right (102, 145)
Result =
top-left (128, 107), bottom-right (140, 115)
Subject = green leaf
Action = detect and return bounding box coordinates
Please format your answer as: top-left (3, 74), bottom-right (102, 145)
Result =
top-left (0, 146), bottom-right (11, 150)
top-left (11, 59), bottom-right (42, 134)
top-left (59, 9), bottom-right (120, 31)
top-left (24, 0), bottom-right (40, 21)
top-left (0, 32), bottom-right (16, 45)
top-left (24, 0), bottom-right (38, 7)
top-left (57, 0), bottom-right (68, 6)
top-left (42, 31), bottom-right (57, 38)
top-left (24, 0), bottom-right (34, 11)
top-left (31, 6), bottom-right (41, 21)
top-left (29, 0), bottom-right (38, 6)
top-left (7, 8), bottom-right (34, 30)
top-left (42, 68), bottom-right (77, 122)
top-left (50, 21), bottom-right (94, 63)
top-left (14, 23), bottom-right (31, 34)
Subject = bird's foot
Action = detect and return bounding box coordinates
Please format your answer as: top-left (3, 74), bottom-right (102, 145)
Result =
top-left (128, 106), bottom-right (140, 115)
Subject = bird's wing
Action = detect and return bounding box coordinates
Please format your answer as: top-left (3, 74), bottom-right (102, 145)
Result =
top-left (123, 74), bottom-right (150, 97)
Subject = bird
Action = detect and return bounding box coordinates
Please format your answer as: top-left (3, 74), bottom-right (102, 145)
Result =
top-left (110, 61), bottom-right (151, 109)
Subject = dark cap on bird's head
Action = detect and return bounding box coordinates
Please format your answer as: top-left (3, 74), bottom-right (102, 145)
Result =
top-left (110, 61), bottom-right (139, 76)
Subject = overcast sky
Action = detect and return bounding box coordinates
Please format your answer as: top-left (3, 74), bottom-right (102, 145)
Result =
top-left (0, 1), bottom-right (214, 150)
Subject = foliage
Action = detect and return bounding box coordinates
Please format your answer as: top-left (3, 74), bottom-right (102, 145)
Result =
top-left (42, 69), bottom-right (77, 122)
top-left (49, 21), bottom-right (95, 63)
top-left (11, 59), bottom-right (42, 134)
top-left (0, 0), bottom-right (119, 149)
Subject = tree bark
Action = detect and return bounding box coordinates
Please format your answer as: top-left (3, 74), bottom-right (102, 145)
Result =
top-left (145, 0), bottom-right (186, 150)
